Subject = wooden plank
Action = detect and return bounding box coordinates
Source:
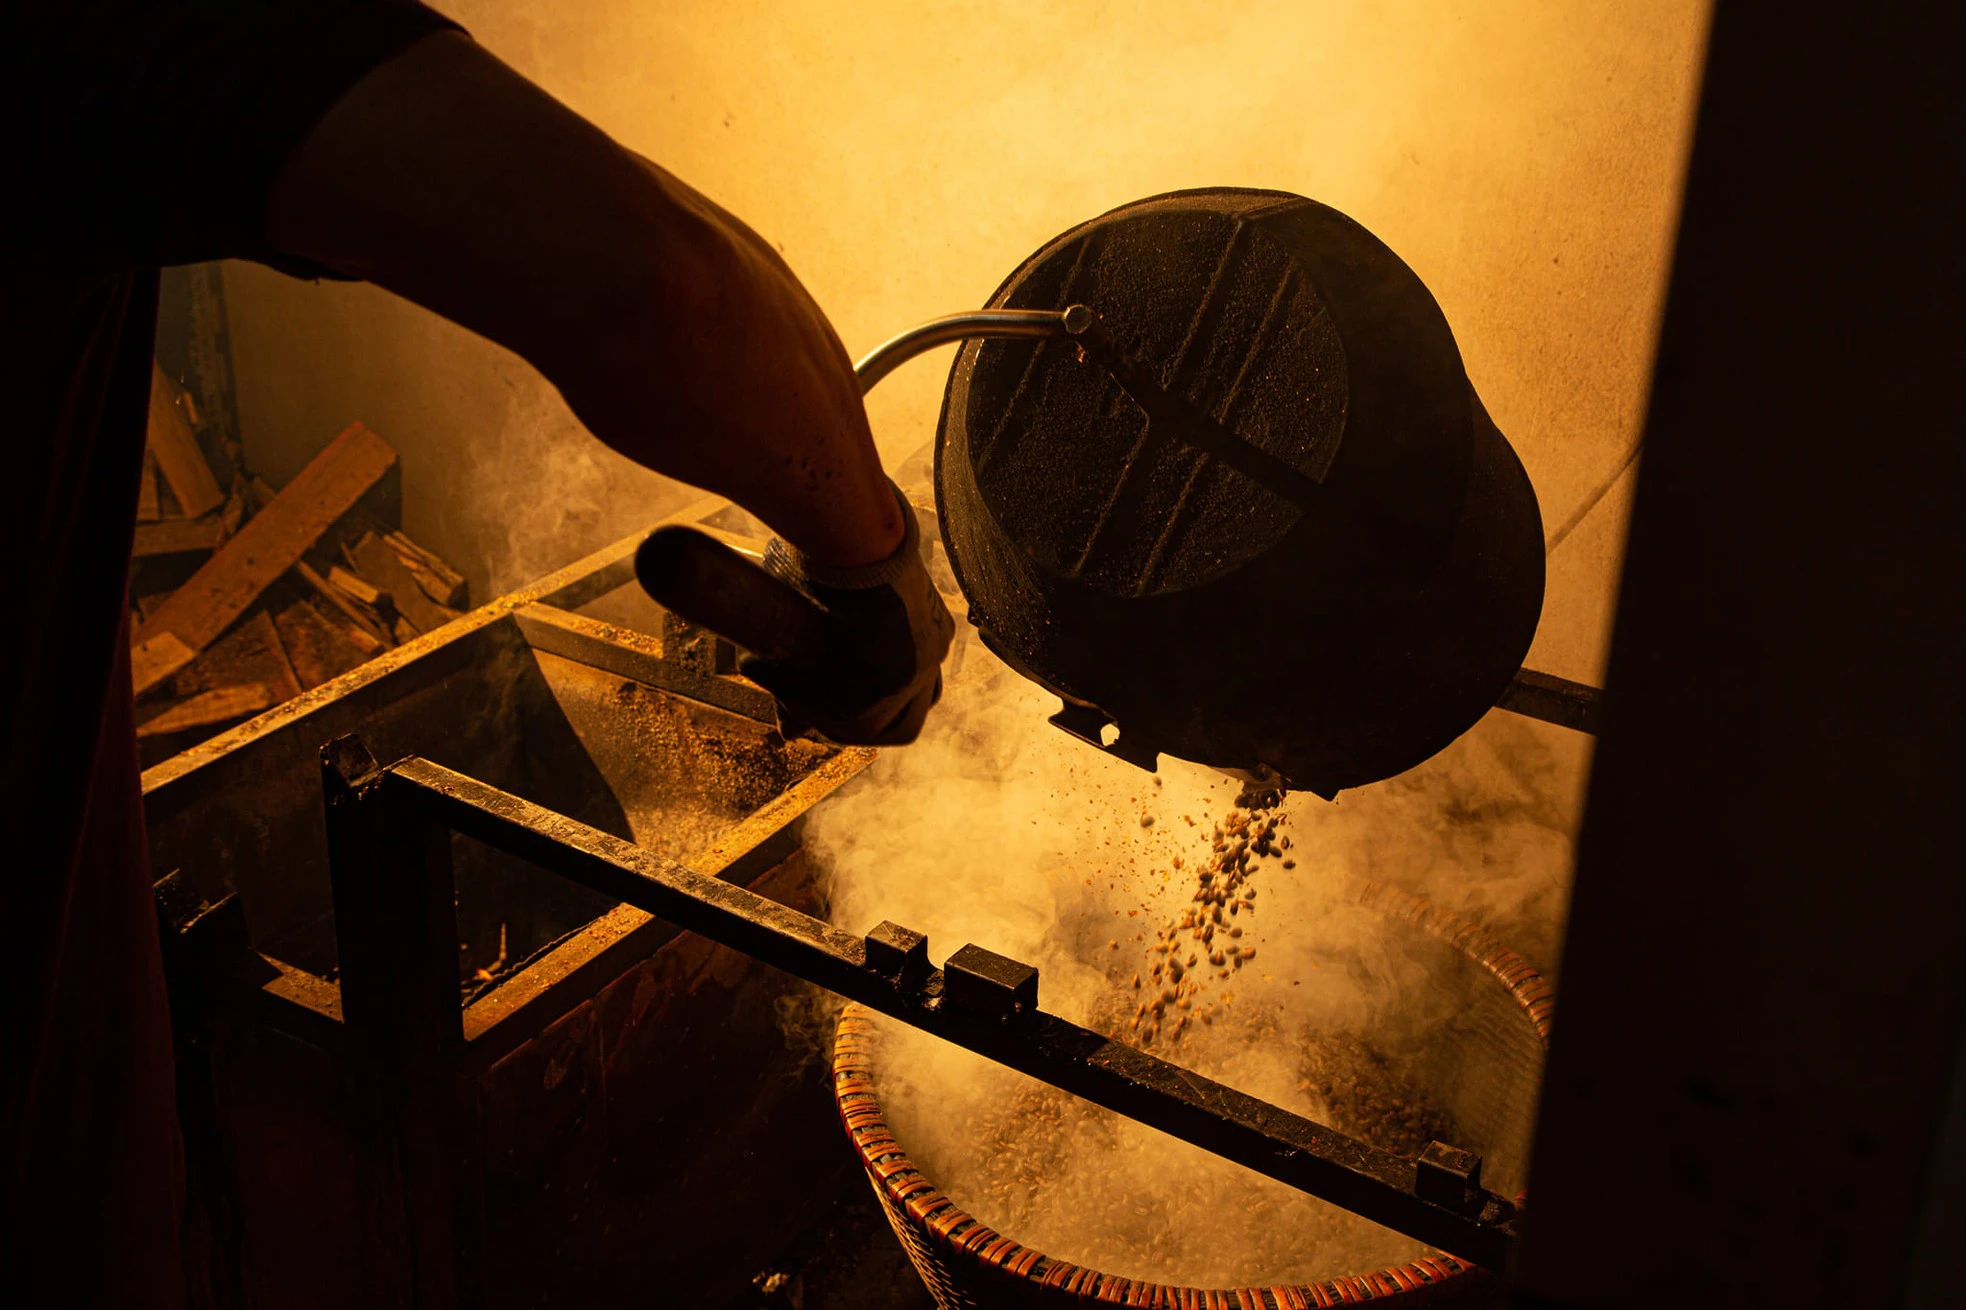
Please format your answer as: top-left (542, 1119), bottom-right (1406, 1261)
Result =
top-left (295, 560), bottom-right (390, 651)
top-left (131, 422), bottom-right (397, 694)
top-left (171, 608), bottom-right (304, 705)
top-left (407, 560), bottom-right (465, 609)
top-left (383, 531), bottom-right (468, 608)
top-left (326, 564), bottom-right (385, 608)
top-left (146, 360), bottom-right (224, 518)
top-left (137, 684), bottom-right (275, 738)
top-left (131, 632), bottom-right (195, 689)
top-left (132, 514), bottom-right (225, 559)
top-left (262, 610), bottom-right (305, 700)
top-left (352, 532), bottom-right (460, 637)
top-left (272, 595), bottom-right (371, 690)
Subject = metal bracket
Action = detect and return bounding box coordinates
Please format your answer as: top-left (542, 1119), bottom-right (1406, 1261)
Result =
top-left (1415, 1140), bottom-right (1486, 1208)
top-left (865, 921), bottom-right (931, 989)
top-left (944, 944), bottom-right (1039, 1019)
top-left (1047, 701), bottom-right (1161, 773)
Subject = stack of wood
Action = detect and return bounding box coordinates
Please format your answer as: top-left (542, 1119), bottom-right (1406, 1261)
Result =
top-left (133, 362), bottom-right (470, 766)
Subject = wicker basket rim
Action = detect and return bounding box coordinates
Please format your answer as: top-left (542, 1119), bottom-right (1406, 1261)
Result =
top-left (830, 876), bottom-right (1554, 1308)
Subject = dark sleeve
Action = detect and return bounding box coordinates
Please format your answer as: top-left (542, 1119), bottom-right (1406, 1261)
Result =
top-left (19, 0), bottom-right (463, 274)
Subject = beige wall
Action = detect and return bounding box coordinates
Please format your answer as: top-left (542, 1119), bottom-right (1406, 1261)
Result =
top-left (223, 0), bottom-right (1708, 681)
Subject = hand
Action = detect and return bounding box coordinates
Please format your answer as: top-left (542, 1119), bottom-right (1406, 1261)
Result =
top-left (739, 488), bottom-right (955, 746)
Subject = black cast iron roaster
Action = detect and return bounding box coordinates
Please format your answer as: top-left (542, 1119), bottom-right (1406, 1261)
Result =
top-left (933, 187), bottom-right (1544, 797)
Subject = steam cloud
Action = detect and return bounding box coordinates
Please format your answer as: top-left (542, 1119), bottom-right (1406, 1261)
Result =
top-left (798, 647), bottom-right (1581, 1285)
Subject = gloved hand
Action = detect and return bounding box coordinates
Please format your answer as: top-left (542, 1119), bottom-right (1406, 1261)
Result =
top-left (740, 484), bottom-right (955, 746)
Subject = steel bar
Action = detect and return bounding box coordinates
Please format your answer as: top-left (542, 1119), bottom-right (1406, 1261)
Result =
top-left (376, 749), bottom-right (1521, 1267)
top-left (1496, 667), bottom-right (1604, 735)
top-left (322, 738), bottom-right (466, 1306)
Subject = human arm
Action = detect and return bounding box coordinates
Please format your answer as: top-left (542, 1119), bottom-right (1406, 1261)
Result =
top-left (265, 29), bottom-right (902, 568)
top-left (264, 27), bottom-right (952, 741)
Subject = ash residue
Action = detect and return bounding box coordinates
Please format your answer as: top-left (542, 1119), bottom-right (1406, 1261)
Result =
top-left (533, 650), bottom-right (832, 857)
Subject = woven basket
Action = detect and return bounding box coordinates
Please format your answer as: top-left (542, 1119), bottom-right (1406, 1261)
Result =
top-left (831, 880), bottom-right (1553, 1308)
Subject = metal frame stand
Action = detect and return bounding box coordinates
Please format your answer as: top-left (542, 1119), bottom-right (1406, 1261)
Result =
top-left (319, 735), bottom-right (1522, 1271)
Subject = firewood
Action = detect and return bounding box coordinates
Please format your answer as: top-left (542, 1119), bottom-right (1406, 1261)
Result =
top-left (295, 560), bottom-right (392, 650)
top-left (263, 612), bottom-right (305, 699)
top-left (137, 683), bottom-right (275, 738)
top-left (272, 595), bottom-right (372, 688)
top-left (130, 422), bottom-right (397, 693)
top-left (407, 562), bottom-right (465, 609)
top-left (131, 631), bottom-right (195, 691)
top-left (351, 532), bottom-right (459, 637)
top-left (146, 360), bottom-right (224, 518)
top-left (170, 609), bottom-right (303, 704)
top-left (383, 530), bottom-right (468, 608)
top-left (132, 515), bottom-right (225, 559)
top-left (271, 594), bottom-right (369, 688)
top-left (325, 564), bottom-right (386, 608)
top-left (219, 485), bottom-right (245, 537)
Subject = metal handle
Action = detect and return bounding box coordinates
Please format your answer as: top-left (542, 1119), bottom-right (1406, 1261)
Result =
top-left (852, 307), bottom-right (1089, 393)
top-left (634, 527), bottom-right (828, 665)
top-left (635, 310), bottom-right (1088, 655)
top-left (855, 304), bottom-right (1321, 512)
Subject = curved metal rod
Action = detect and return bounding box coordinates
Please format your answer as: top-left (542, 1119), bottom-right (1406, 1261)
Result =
top-left (856, 303), bottom-right (1320, 514)
top-left (853, 307), bottom-right (1092, 394)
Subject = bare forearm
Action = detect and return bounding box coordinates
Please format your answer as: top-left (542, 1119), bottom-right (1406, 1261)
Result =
top-left (266, 31), bottom-right (901, 565)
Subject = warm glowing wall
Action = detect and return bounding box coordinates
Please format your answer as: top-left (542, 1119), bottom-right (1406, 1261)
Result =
top-left (222, 0), bottom-right (1708, 681)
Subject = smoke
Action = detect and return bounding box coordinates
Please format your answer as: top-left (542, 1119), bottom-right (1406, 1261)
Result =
top-left (444, 352), bottom-right (694, 601)
top-left (798, 645), bottom-right (1581, 1285)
